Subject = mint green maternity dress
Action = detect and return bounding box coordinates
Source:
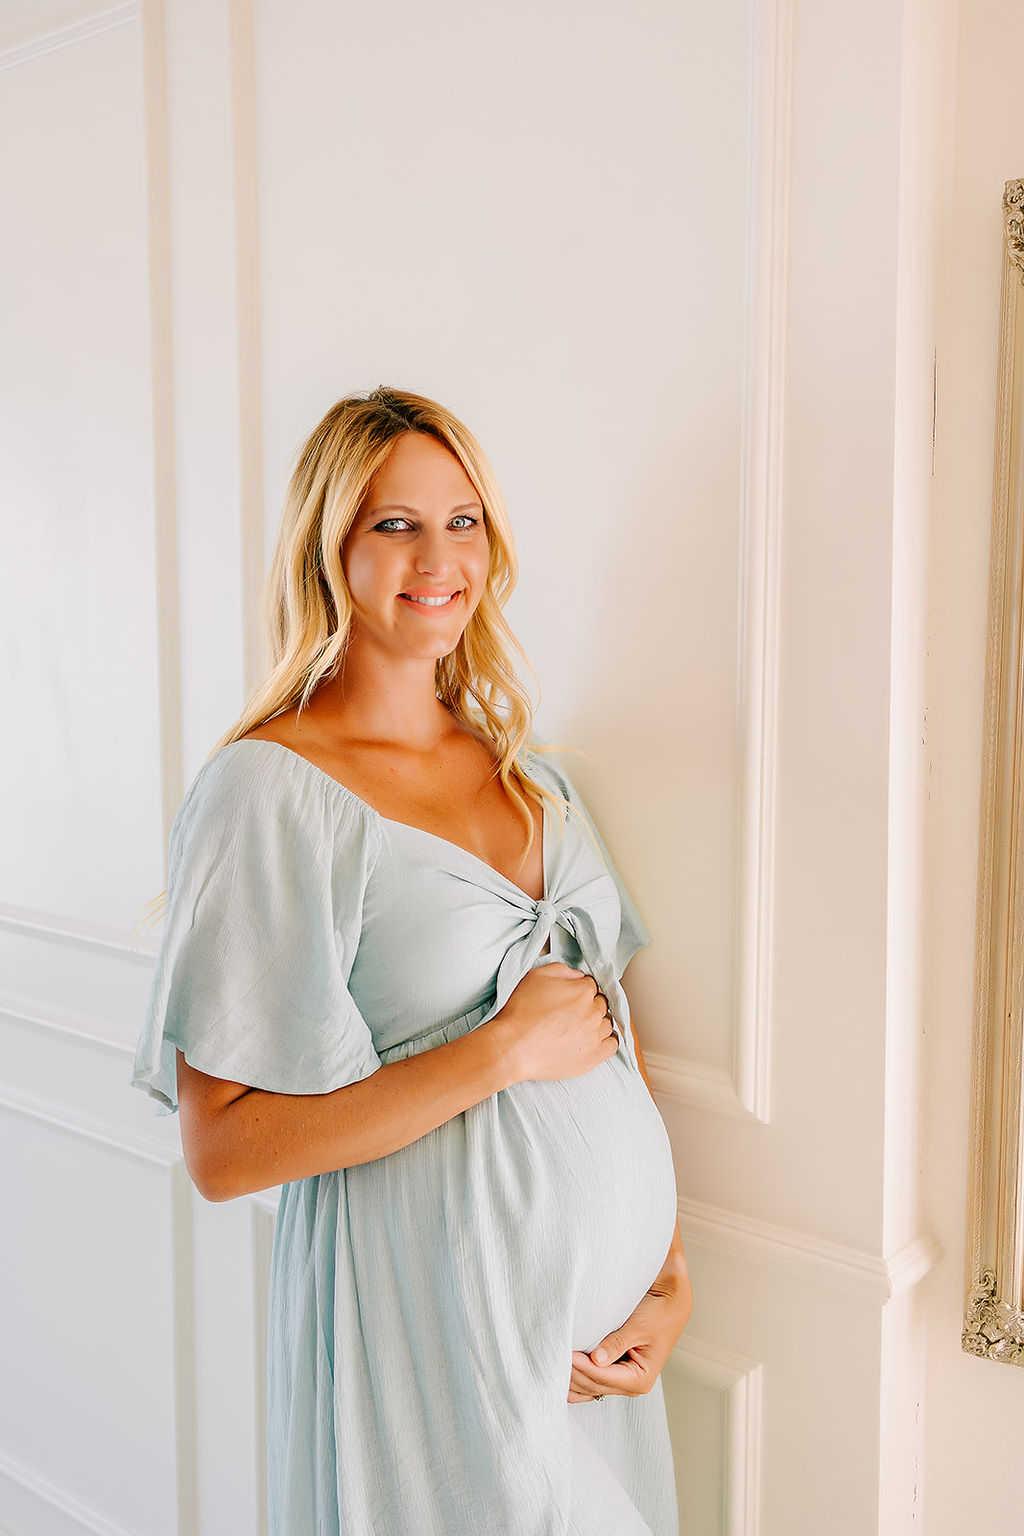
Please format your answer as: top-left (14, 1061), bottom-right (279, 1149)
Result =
top-left (132, 738), bottom-right (680, 1535)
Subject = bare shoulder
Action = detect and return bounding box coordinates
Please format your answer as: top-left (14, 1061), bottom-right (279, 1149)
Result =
top-left (240, 706), bottom-right (357, 768)
top-left (239, 707), bottom-right (305, 749)
top-left (239, 707), bottom-right (370, 801)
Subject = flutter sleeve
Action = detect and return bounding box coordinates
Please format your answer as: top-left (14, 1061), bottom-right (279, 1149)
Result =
top-left (131, 741), bottom-right (382, 1114)
top-left (527, 745), bottom-right (653, 974)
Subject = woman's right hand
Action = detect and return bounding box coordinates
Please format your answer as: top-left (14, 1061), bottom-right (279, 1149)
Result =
top-left (490, 962), bottom-right (620, 1083)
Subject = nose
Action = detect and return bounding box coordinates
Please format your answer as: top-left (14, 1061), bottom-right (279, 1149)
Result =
top-left (413, 524), bottom-right (455, 577)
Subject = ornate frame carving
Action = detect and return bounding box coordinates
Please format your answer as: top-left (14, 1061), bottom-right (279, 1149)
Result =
top-left (964, 180), bottom-right (1024, 1366)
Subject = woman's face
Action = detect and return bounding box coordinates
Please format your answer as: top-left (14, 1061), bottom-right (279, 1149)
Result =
top-left (342, 432), bottom-right (491, 665)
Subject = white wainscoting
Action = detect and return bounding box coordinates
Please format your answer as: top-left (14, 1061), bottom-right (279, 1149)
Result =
top-left (665, 1337), bottom-right (763, 1536)
top-left (1, 0), bottom-right (951, 1530)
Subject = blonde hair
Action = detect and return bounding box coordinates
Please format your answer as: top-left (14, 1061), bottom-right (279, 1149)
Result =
top-left (134, 386), bottom-right (577, 939)
top-left (217, 386), bottom-right (562, 829)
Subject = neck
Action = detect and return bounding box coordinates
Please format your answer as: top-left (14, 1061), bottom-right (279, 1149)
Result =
top-left (307, 638), bottom-right (461, 752)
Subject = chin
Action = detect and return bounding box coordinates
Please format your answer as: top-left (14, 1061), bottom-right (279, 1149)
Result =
top-left (402, 636), bottom-right (465, 663)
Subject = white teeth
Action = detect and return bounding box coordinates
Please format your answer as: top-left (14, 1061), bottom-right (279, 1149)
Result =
top-left (403, 593), bottom-right (457, 606)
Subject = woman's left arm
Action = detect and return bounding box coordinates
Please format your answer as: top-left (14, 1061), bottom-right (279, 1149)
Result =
top-left (567, 1010), bottom-right (693, 1404)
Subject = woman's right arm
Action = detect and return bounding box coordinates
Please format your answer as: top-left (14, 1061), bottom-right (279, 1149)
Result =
top-left (177, 962), bottom-right (616, 1201)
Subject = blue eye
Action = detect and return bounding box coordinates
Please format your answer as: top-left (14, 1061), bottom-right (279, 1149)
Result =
top-left (371, 514), bottom-right (480, 534)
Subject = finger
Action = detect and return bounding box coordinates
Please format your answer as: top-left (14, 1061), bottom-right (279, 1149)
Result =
top-left (573, 1357), bottom-right (649, 1396)
top-left (573, 1345), bottom-right (649, 1387)
top-left (568, 1364), bottom-right (610, 1402)
top-left (570, 1353), bottom-right (605, 1388)
top-left (570, 1352), bottom-right (610, 1390)
top-left (570, 1355), bottom-right (601, 1388)
top-left (589, 1328), bottom-right (633, 1367)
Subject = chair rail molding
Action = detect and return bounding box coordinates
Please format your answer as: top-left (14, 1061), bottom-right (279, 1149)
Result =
top-left (679, 1195), bottom-right (941, 1303)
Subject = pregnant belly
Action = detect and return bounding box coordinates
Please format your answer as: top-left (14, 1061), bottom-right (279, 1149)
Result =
top-left (331, 1038), bottom-right (679, 1383)
top-left (475, 1054), bottom-right (679, 1353)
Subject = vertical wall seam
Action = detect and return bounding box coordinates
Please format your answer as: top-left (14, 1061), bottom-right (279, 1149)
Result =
top-left (251, 1202), bottom-right (277, 1536)
top-left (170, 1161), bottom-right (199, 1534)
top-left (141, 0), bottom-right (183, 862)
top-left (229, 0), bottom-right (266, 698)
top-left (733, 0), bottom-right (793, 1122)
top-left (727, 1362), bottom-right (764, 1536)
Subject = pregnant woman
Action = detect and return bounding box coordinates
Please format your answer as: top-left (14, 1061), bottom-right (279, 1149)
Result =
top-left (133, 387), bottom-right (692, 1535)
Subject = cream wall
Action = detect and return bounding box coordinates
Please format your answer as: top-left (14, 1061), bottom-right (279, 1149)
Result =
top-left (1, 0), bottom-right (1018, 1533)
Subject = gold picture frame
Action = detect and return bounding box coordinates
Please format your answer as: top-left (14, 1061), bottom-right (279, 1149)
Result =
top-left (964, 179), bottom-right (1024, 1365)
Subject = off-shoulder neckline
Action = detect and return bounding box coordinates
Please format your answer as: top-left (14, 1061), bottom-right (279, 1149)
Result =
top-left (221, 736), bottom-right (553, 906)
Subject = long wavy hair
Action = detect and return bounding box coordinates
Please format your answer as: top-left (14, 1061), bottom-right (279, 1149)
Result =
top-left (214, 386), bottom-right (564, 841)
top-left (134, 387), bottom-right (579, 938)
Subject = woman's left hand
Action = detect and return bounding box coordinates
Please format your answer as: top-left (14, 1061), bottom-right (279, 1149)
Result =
top-left (567, 1230), bottom-right (693, 1404)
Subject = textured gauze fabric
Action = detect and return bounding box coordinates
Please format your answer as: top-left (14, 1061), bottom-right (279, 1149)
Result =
top-left (132, 738), bottom-right (680, 1536)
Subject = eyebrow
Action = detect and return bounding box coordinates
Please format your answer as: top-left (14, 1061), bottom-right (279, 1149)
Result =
top-left (364, 502), bottom-right (484, 517)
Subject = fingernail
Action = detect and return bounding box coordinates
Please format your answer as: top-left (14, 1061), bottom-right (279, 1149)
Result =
top-left (592, 1348), bottom-right (608, 1365)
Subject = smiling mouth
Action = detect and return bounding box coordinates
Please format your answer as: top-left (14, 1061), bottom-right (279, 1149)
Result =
top-left (398, 591), bottom-right (462, 609)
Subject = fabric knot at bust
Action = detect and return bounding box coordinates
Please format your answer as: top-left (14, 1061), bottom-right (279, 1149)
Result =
top-left (489, 889), bottom-right (641, 1075)
top-left (531, 898), bottom-right (566, 952)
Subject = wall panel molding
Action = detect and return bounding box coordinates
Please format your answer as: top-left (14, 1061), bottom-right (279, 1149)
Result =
top-left (647, 1052), bottom-right (758, 1120)
top-left (171, 1164), bottom-right (199, 1536)
top-left (141, 0), bottom-right (184, 850)
top-left (0, 989), bottom-right (136, 1055)
top-left (666, 1337), bottom-right (763, 1536)
top-left (656, 0), bottom-right (793, 1125)
top-left (730, 0), bottom-right (792, 1124)
top-left (0, 1080), bottom-right (177, 1166)
top-left (251, 1202), bottom-right (276, 1536)
top-left (679, 1194), bottom-right (941, 1301)
top-left (0, 1447), bottom-right (136, 1536)
top-left (0, 2), bottom-right (137, 70)
top-left (0, 901), bottom-right (157, 964)
top-left (228, 0), bottom-right (267, 695)
top-left (0, 1097), bottom-right (196, 1532)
